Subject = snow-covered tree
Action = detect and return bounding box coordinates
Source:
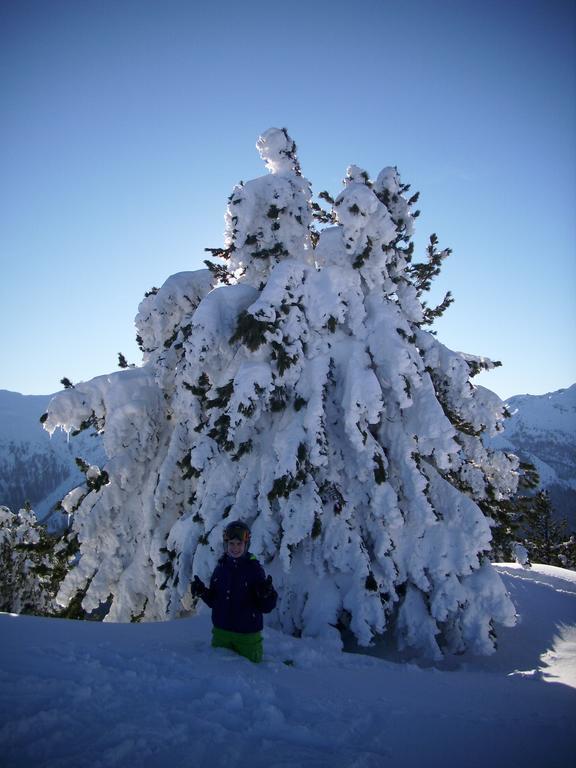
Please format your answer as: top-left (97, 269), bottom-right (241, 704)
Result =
top-left (0, 503), bottom-right (70, 615)
top-left (44, 128), bottom-right (519, 657)
top-left (43, 271), bottom-right (214, 621)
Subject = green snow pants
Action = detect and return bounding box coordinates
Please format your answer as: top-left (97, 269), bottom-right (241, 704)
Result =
top-left (211, 627), bottom-right (263, 663)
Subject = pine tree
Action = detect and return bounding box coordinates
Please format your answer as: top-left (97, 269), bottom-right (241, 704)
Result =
top-left (0, 504), bottom-right (70, 615)
top-left (43, 129), bottom-right (520, 657)
top-left (482, 460), bottom-right (576, 570)
top-left (481, 460), bottom-right (540, 562)
top-left (522, 490), bottom-right (575, 568)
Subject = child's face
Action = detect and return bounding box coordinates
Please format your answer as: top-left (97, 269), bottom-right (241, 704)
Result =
top-left (227, 538), bottom-right (246, 558)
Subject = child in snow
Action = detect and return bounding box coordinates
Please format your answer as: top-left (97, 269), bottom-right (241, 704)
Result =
top-left (191, 520), bottom-right (277, 663)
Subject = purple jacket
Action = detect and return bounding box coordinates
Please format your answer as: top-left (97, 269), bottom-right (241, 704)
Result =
top-left (201, 552), bottom-right (277, 633)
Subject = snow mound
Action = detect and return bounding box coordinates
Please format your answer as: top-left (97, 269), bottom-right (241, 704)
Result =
top-left (0, 565), bottom-right (574, 768)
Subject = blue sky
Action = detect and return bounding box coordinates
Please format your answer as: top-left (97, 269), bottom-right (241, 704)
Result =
top-left (1, 0), bottom-right (574, 399)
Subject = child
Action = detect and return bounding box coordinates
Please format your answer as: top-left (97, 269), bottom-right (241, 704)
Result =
top-left (191, 520), bottom-right (277, 663)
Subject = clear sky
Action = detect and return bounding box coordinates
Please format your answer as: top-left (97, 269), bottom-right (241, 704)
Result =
top-left (1, 0), bottom-right (574, 400)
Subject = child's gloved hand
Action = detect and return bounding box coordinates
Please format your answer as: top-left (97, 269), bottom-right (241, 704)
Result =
top-left (191, 575), bottom-right (207, 598)
top-left (256, 575), bottom-right (274, 599)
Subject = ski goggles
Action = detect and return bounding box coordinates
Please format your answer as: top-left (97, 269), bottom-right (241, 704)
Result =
top-left (223, 524), bottom-right (250, 542)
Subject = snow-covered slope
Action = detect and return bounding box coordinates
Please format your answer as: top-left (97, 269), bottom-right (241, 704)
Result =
top-left (495, 384), bottom-right (576, 528)
top-left (0, 390), bottom-right (104, 528)
top-left (0, 563), bottom-right (574, 768)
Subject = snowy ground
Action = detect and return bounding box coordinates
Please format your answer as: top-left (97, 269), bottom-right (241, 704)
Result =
top-left (1, 564), bottom-right (575, 768)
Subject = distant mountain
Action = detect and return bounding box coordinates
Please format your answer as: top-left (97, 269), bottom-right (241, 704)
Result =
top-left (0, 390), bottom-right (104, 531)
top-left (494, 384), bottom-right (576, 530)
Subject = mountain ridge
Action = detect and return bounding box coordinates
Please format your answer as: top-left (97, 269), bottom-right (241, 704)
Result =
top-left (492, 383), bottom-right (576, 528)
